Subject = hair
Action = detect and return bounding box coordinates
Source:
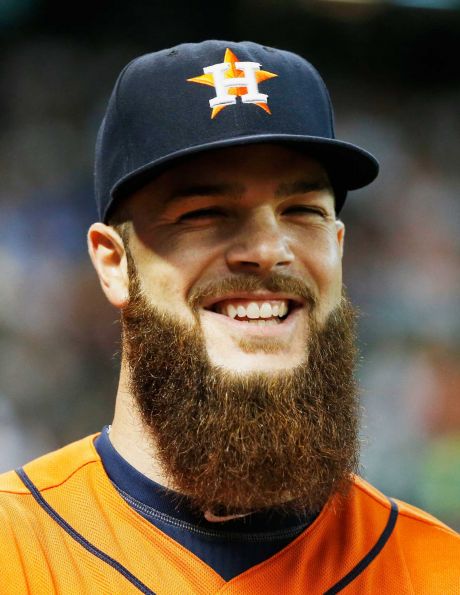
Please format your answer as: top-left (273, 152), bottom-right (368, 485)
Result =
top-left (106, 199), bottom-right (132, 246)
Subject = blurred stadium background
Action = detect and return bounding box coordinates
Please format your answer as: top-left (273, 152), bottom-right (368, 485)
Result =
top-left (0, 0), bottom-right (459, 528)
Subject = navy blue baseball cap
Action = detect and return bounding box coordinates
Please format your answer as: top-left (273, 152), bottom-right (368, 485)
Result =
top-left (95, 40), bottom-right (379, 222)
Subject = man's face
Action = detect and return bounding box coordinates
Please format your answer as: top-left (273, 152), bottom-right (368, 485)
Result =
top-left (116, 145), bottom-right (359, 516)
top-left (124, 144), bottom-right (345, 373)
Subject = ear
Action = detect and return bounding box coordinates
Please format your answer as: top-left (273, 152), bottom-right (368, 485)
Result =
top-left (87, 223), bottom-right (129, 308)
top-left (335, 219), bottom-right (345, 258)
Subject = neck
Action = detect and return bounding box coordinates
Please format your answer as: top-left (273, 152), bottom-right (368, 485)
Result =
top-left (110, 361), bottom-right (170, 488)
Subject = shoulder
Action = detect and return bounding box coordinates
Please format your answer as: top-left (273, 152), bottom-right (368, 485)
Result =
top-left (0, 434), bottom-right (100, 506)
top-left (351, 476), bottom-right (460, 588)
top-left (0, 435), bottom-right (104, 591)
top-left (0, 434), bottom-right (101, 549)
top-left (353, 476), bottom-right (459, 540)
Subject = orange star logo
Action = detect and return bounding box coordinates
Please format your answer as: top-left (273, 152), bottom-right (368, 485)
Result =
top-left (187, 48), bottom-right (278, 119)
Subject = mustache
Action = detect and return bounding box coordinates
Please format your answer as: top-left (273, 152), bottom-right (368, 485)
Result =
top-left (188, 273), bottom-right (318, 313)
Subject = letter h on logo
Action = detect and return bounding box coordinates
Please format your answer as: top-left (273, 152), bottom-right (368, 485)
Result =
top-left (204, 61), bottom-right (268, 109)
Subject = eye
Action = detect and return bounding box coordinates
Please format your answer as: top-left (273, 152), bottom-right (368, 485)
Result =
top-left (284, 205), bottom-right (326, 217)
top-left (178, 208), bottom-right (224, 222)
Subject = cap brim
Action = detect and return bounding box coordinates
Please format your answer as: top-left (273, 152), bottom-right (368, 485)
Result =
top-left (106, 134), bottom-right (378, 221)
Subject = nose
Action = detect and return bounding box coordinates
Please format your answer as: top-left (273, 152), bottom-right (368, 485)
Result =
top-left (225, 207), bottom-right (295, 274)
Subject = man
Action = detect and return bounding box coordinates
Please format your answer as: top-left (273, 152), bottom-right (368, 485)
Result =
top-left (0, 40), bottom-right (458, 594)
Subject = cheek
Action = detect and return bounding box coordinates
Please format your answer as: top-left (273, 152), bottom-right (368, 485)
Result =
top-left (135, 248), bottom-right (222, 326)
top-left (160, 235), bottom-right (224, 289)
top-left (311, 256), bottom-right (342, 299)
top-left (299, 232), bottom-right (343, 303)
top-left (134, 257), bottom-right (193, 319)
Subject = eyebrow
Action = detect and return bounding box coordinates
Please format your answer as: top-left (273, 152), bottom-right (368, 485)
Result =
top-left (163, 178), bottom-right (330, 206)
top-left (165, 183), bottom-right (244, 205)
top-left (275, 179), bottom-right (330, 197)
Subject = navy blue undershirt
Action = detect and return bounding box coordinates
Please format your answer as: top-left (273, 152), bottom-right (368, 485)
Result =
top-left (94, 426), bottom-right (316, 581)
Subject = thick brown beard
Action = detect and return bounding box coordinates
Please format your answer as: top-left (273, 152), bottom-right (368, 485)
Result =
top-left (121, 259), bottom-right (360, 517)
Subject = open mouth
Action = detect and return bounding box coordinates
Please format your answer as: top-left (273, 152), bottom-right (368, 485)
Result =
top-left (203, 297), bottom-right (303, 326)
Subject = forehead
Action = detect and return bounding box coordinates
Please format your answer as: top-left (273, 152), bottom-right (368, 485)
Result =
top-left (125, 143), bottom-right (332, 215)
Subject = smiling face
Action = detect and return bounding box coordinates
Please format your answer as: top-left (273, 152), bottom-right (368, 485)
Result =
top-left (122, 144), bottom-right (345, 372)
top-left (88, 143), bottom-right (358, 514)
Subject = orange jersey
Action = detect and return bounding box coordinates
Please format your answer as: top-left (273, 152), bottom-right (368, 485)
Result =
top-left (0, 434), bottom-right (459, 594)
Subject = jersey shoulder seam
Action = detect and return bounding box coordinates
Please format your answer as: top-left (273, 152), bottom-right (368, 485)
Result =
top-left (395, 503), bottom-right (460, 537)
top-left (354, 478), bottom-right (458, 536)
top-left (0, 459), bottom-right (100, 496)
top-left (0, 435), bottom-right (101, 496)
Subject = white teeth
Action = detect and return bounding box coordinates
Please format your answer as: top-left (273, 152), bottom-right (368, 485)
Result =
top-left (260, 302), bottom-right (272, 318)
top-left (219, 299), bottom-right (290, 319)
top-left (246, 318), bottom-right (280, 326)
top-left (237, 305), bottom-right (246, 317)
top-left (227, 304), bottom-right (237, 319)
top-left (246, 302), bottom-right (260, 319)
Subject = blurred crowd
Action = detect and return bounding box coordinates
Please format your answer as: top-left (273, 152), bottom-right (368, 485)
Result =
top-left (0, 40), bottom-right (459, 528)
